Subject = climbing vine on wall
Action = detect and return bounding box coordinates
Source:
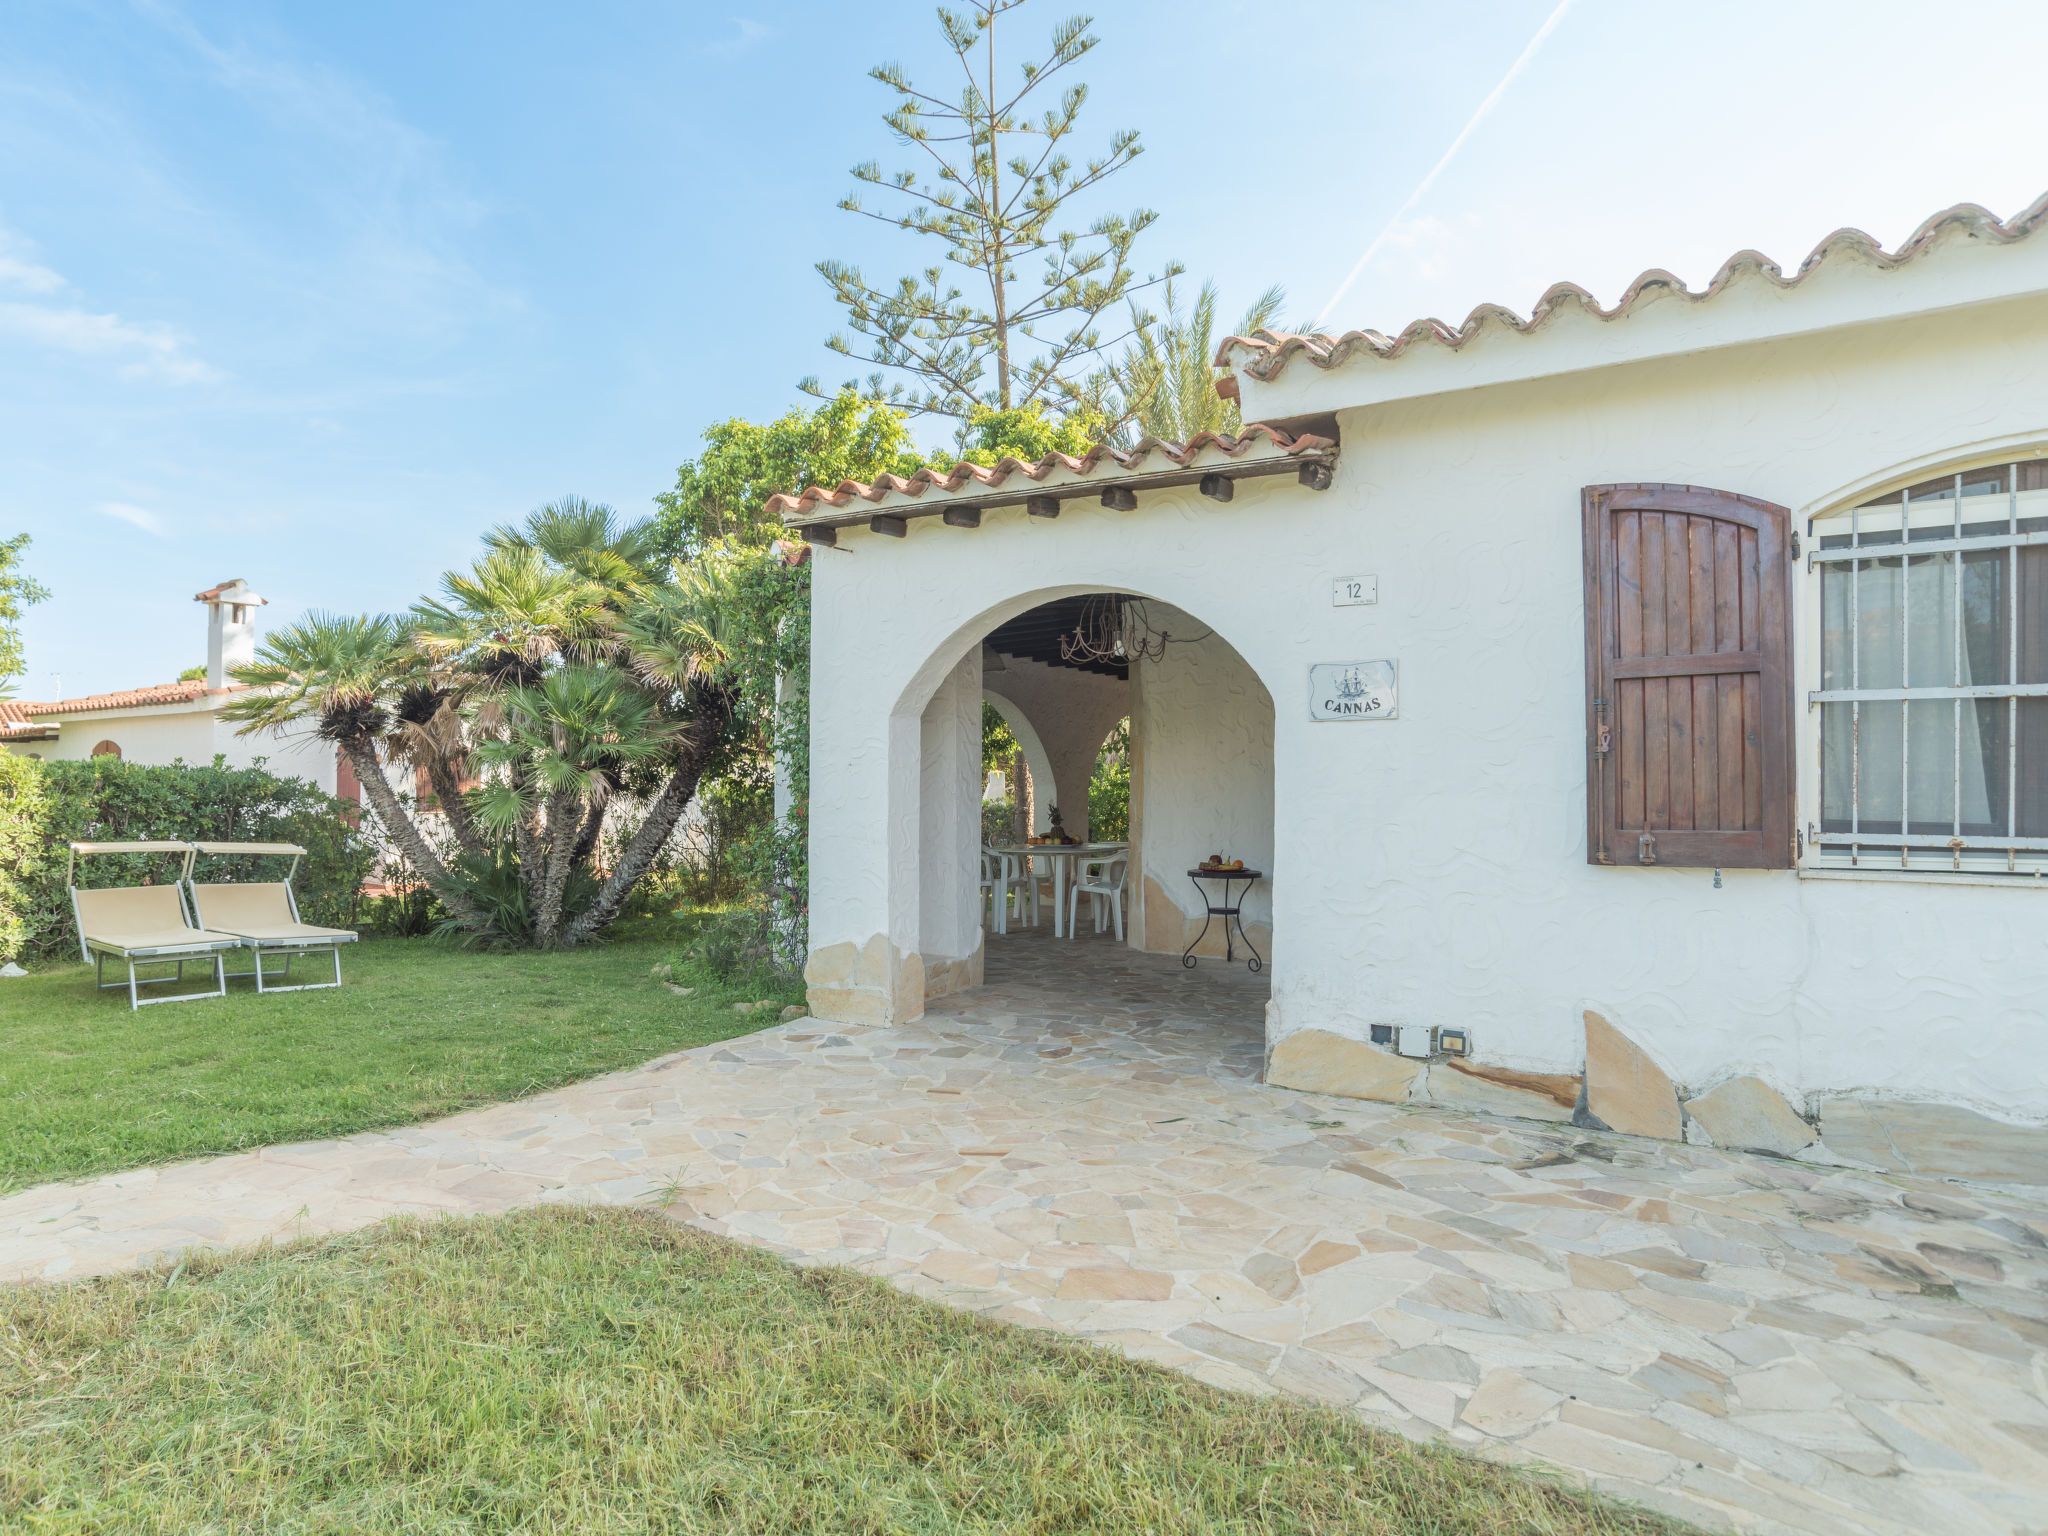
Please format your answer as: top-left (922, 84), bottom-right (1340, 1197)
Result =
top-left (688, 537), bottom-right (812, 971)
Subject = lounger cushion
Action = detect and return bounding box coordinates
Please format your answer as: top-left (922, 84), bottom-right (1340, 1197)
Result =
top-left (74, 885), bottom-right (241, 955)
top-left (190, 883), bottom-right (358, 944)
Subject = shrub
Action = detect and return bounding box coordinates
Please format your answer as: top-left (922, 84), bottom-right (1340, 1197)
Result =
top-left (358, 883), bottom-right (443, 939)
top-left (672, 766), bottom-right (772, 905)
top-left (686, 904), bottom-right (773, 981)
top-left (1089, 722), bottom-right (1130, 842)
top-left (981, 798), bottom-right (1015, 847)
top-left (0, 753), bottom-right (49, 962)
top-left (0, 755), bottom-right (375, 963)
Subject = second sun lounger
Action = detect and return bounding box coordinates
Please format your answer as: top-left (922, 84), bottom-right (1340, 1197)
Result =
top-left (188, 842), bottom-right (357, 993)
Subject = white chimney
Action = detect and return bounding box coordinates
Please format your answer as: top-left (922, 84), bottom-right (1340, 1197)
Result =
top-left (194, 578), bottom-right (269, 690)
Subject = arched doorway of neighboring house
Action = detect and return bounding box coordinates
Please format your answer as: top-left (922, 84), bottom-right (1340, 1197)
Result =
top-left (90, 740), bottom-right (121, 759)
top-left (894, 588), bottom-right (1275, 1007)
top-left (981, 690), bottom-right (1055, 841)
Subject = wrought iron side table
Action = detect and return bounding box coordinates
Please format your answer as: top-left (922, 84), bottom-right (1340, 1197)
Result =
top-left (1182, 868), bottom-right (1263, 973)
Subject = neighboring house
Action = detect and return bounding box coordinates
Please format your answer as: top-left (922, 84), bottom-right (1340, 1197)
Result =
top-left (775, 193), bottom-right (2048, 1181)
top-left (0, 579), bottom-right (346, 798)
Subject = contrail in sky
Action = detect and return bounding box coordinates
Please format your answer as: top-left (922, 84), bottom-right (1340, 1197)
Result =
top-left (1313, 0), bottom-right (1580, 330)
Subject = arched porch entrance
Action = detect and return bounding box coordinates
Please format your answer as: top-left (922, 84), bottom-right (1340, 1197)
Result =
top-left (802, 584), bottom-right (1275, 1025)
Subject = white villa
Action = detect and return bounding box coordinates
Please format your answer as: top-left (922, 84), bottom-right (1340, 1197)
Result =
top-left (1, 579), bottom-right (345, 796)
top-left (774, 194), bottom-right (2048, 1184)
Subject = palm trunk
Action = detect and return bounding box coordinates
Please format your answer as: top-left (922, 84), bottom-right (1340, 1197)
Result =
top-left (343, 738), bottom-right (489, 930)
top-left (533, 787), bottom-right (582, 946)
top-left (560, 692), bottom-right (729, 947)
top-left (424, 754), bottom-right (486, 857)
top-left (509, 763), bottom-right (541, 883)
top-left (570, 800), bottom-right (607, 869)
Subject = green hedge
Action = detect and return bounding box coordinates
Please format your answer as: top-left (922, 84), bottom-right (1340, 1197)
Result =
top-left (0, 755), bottom-right (376, 963)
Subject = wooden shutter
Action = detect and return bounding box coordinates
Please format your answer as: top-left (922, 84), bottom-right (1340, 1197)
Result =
top-left (1583, 483), bottom-right (1793, 868)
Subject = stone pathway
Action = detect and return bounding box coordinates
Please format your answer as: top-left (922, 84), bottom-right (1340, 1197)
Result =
top-left (5, 931), bottom-right (2047, 1535)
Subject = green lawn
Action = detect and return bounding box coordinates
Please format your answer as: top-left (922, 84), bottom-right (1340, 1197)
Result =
top-left (0, 932), bottom-right (800, 1194)
top-left (0, 1206), bottom-right (1691, 1535)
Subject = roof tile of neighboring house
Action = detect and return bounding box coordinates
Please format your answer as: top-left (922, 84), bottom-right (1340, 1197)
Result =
top-left (767, 423), bottom-right (1333, 523)
top-left (1216, 193), bottom-right (2048, 381)
top-left (0, 680), bottom-right (250, 734)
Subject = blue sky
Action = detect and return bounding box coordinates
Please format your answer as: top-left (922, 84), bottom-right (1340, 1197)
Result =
top-left (5, 0), bottom-right (2046, 696)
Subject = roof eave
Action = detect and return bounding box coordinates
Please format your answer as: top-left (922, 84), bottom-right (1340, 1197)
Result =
top-left (1222, 192), bottom-right (2048, 418)
top-left (773, 425), bottom-right (1338, 541)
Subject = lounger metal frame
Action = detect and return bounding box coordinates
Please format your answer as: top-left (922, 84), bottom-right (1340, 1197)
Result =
top-left (68, 843), bottom-right (237, 1010)
top-left (232, 884), bottom-right (347, 995)
top-left (187, 842), bottom-right (354, 994)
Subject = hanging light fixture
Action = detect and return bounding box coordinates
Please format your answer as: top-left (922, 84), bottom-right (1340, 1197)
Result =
top-left (1059, 594), bottom-right (1209, 668)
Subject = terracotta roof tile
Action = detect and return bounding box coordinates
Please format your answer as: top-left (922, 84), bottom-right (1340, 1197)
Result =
top-left (0, 680), bottom-right (249, 725)
top-left (193, 579), bottom-right (265, 603)
top-left (1217, 193), bottom-right (2048, 381)
top-left (767, 422), bottom-right (1332, 523)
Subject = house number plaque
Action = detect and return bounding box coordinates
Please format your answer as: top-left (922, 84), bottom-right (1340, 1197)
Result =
top-left (1333, 574), bottom-right (1377, 606)
top-left (1309, 660), bottom-right (1397, 721)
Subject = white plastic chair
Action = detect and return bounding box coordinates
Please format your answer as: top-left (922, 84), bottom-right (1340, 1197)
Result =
top-left (1066, 853), bottom-right (1128, 941)
top-left (980, 846), bottom-right (1019, 933)
top-left (1016, 850), bottom-right (1048, 928)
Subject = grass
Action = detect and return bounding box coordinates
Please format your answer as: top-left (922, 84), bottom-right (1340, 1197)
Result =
top-left (0, 1206), bottom-right (1694, 1535)
top-left (0, 927), bottom-right (802, 1194)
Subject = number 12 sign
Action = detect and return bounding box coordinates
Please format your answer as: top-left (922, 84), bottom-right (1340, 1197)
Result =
top-left (1333, 575), bottom-right (1377, 606)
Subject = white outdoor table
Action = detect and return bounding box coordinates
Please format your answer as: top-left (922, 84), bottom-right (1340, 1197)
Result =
top-left (990, 842), bottom-right (1128, 938)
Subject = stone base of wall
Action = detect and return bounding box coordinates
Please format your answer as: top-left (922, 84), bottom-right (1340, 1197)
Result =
top-left (1266, 1029), bottom-right (1581, 1123)
top-left (804, 934), bottom-right (985, 1025)
top-left (804, 934), bottom-right (925, 1026)
top-left (924, 942), bottom-right (984, 1003)
top-left (1265, 1010), bottom-right (2048, 1187)
top-left (1814, 1097), bottom-right (2048, 1184)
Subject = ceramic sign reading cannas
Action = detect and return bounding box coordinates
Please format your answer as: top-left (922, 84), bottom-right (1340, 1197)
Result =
top-left (1308, 660), bottom-right (1397, 721)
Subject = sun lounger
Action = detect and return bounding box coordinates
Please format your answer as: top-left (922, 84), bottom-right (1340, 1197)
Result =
top-left (67, 841), bottom-right (242, 1009)
top-left (188, 842), bottom-right (357, 993)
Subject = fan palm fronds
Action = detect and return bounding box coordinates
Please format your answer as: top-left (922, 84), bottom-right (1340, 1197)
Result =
top-left (220, 612), bottom-right (403, 744)
top-left (487, 496), bottom-right (665, 597)
top-left (411, 546), bottom-right (617, 687)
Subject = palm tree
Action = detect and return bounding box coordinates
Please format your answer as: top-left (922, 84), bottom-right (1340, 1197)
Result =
top-left (555, 559), bottom-right (742, 947)
top-left (219, 613), bottom-right (488, 931)
top-left (1111, 280), bottom-right (1287, 443)
top-left (471, 666), bottom-right (679, 945)
top-left (223, 500), bottom-right (746, 950)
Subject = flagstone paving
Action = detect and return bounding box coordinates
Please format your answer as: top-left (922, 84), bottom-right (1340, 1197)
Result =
top-left (5, 930), bottom-right (2047, 1535)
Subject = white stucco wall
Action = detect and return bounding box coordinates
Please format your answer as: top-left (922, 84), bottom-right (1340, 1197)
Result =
top-left (919, 652), bottom-right (983, 970)
top-left (21, 702), bottom-right (341, 796)
top-left (805, 280), bottom-right (2048, 1122)
top-left (1131, 613), bottom-right (1274, 947)
top-left (982, 653), bottom-right (1127, 839)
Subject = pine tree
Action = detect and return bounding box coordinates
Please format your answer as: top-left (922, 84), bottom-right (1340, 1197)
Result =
top-left (807, 1), bottom-right (1177, 428)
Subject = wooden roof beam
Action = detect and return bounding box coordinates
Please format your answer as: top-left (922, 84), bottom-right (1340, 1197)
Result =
top-left (788, 447), bottom-right (1336, 535)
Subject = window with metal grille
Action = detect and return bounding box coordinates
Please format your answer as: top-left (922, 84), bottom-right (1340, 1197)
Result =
top-left (1811, 460), bottom-right (2048, 874)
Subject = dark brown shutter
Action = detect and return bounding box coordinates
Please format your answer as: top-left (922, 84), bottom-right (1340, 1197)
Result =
top-left (1583, 483), bottom-right (1793, 868)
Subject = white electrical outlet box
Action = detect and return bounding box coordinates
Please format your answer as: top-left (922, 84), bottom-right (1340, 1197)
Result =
top-left (1396, 1025), bottom-right (1435, 1059)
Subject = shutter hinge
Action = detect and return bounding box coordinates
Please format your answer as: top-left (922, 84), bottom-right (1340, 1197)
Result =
top-left (1791, 531), bottom-right (1801, 559)
top-left (1638, 832), bottom-right (1658, 865)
